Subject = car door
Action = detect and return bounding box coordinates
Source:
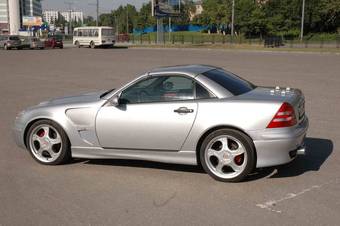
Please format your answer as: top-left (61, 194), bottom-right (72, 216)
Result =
top-left (96, 75), bottom-right (198, 151)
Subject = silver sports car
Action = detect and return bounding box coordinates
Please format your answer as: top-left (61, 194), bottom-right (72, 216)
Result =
top-left (13, 65), bottom-right (308, 182)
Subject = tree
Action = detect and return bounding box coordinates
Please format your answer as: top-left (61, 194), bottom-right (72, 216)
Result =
top-left (84, 16), bottom-right (96, 26)
top-left (136, 2), bottom-right (156, 30)
top-left (99, 13), bottom-right (114, 26)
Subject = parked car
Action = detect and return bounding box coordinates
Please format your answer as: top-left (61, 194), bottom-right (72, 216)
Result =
top-left (13, 65), bottom-right (308, 182)
top-left (25, 37), bottom-right (45, 49)
top-left (44, 35), bottom-right (63, 49)
top-left (0, 35), bottom-right (22, 50)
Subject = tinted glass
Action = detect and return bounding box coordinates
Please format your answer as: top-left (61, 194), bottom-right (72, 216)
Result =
top-left (120, 76), bottom-right (194, 104)
top-left (196, 83), bottom-right (214, 99)
top-left (202, 69), bottom-right (254, 96)
top-left (9, 36), bottom-right (19, 41)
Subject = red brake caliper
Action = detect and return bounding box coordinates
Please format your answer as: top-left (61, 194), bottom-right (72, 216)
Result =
top-left (234, 154), bottom-right (244, 165)
top-left (37, 130), bottom-right (45, 137)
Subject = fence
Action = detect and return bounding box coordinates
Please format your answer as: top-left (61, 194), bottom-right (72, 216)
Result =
top-left (117, 33), bottom-right (340, 49)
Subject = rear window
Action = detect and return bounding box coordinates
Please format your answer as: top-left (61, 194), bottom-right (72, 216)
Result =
top-left (9, 36), bottom-right (20, 41)
top-left (202, 69), bottom-right (255, 96)
top-left (102, 29), bottom-right (113, 36)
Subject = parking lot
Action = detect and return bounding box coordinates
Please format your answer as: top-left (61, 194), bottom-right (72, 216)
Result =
top-left (0, 47), bottom-right (340, 225)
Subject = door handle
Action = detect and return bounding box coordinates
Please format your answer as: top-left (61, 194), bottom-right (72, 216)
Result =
top-left (174, 107), bottom-right (194, 114)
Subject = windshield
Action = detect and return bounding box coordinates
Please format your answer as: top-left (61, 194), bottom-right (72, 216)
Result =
top-left (202, 69), bottom-right (255, 96)
top-left (101, 29), bottom-right (113, 36)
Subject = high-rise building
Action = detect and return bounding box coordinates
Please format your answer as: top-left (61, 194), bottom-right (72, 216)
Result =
top-left (43, 10), bottom-right (60, 25)
top-left (21, 0), bottom-right (42, 17)
top-left (0, 0), bottom-right (20, 34)
top-left (0, 0), bottom-right (42, 34)
top-left (61, 11), bottom-right (83, 24)
top-left (0, 0), bottom-right (9, 32)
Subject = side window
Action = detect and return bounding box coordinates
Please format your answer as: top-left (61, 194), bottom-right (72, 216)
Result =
top-left (195, 83), bottom-right (215, 99)
top-left (120, 76), bottom-right (195, 104)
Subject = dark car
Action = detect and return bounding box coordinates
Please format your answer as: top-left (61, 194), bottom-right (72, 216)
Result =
top-left (0, 35), bottom-right (22, 50)
top-left (45, 35), bottom-right (63, 49)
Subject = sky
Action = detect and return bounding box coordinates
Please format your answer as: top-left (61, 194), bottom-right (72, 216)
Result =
top-left (42, 0), bottom-right (149, 17)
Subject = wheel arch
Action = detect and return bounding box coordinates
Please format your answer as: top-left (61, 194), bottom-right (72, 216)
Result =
top-left (195, 125), bottom-right (257, 167)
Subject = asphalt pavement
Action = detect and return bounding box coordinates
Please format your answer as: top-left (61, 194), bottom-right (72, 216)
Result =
top-left (0, 47), bottom-right (339, 226)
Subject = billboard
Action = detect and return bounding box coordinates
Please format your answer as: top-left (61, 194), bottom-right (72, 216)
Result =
top-left (152, 0), bottom-right (181, 17)
top-left (22, 16), bottom-right (43, 26)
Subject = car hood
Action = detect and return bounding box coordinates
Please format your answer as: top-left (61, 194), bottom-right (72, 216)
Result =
top-left (37, 91), bottom-right (105, 107)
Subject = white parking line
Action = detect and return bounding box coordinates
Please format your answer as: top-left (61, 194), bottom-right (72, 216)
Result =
top-left (256, 178), bottom-right (339, 213)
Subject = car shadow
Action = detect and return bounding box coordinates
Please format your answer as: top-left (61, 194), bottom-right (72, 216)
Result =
top-left (246, 137), bottom-right (333, 181)
top-left (78, 137), bottom-right (332, 180)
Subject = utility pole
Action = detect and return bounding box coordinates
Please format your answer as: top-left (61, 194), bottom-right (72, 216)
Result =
top-left (89, 0), bottom-right (99, 26)
top-left (126, 5), bottom-right (129, 34)
top-left (64, 1), bottom-right (74, 34)
top-left (231, 0), bottom-right (235, 37)
top-left (300, 0), bottom-right (305, 40)
top-left (96, 0), bottom-right (99, 26)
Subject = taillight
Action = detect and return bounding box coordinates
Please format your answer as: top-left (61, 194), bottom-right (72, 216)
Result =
top-left (267, 102), bottom-right (297, 128)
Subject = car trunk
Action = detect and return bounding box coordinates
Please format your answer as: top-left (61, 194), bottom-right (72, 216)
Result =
top-left (237, 86), bottom-right (306, 125)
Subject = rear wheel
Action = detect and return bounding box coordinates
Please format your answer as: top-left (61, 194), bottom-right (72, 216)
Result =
top-left (26, 120), bottom-right (71, 165)
top-left (200, 129), bottom-right (255, 182)
top-left (90, 41), bottom-right (95, 49)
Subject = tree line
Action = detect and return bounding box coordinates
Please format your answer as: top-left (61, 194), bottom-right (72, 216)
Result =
top-left (84, 0), bottom-right (339, 39)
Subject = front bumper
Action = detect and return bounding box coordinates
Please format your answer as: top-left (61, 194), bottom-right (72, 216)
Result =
top-left (13, 125), bottom-right (26, 149)
top-left (249, 117), bottom-right (309, 168)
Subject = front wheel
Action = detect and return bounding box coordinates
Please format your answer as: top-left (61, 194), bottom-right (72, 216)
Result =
top-left (75, 41), bottom-right (80, 48)
top-left (26, 120), bottom-right (71, 165)
top-left (200, 129), bottom-right (255, 182)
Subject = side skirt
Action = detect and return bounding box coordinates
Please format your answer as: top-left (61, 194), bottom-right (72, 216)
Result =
top-left (71, 146), bottom-right (198, 165)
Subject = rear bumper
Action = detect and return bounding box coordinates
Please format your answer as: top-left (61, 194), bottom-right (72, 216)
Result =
top-left (249, 117), bottom-right (309, 168)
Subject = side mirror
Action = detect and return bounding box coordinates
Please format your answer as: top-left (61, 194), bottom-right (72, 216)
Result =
top-left (111, 95), bottom-right (120, 106)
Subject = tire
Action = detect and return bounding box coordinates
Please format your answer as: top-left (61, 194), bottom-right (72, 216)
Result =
top-left (90, 41), bottom-right (95, 49)
top-left (75, 41), bottom-right (80, 48)
top-left (199, 129), bottom-right (256, 182)
top-left (25, 120), bottom-right (71, 165)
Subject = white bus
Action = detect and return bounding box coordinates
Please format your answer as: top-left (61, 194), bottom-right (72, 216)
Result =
top-left (73, 26), bottom-right (115, 48)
